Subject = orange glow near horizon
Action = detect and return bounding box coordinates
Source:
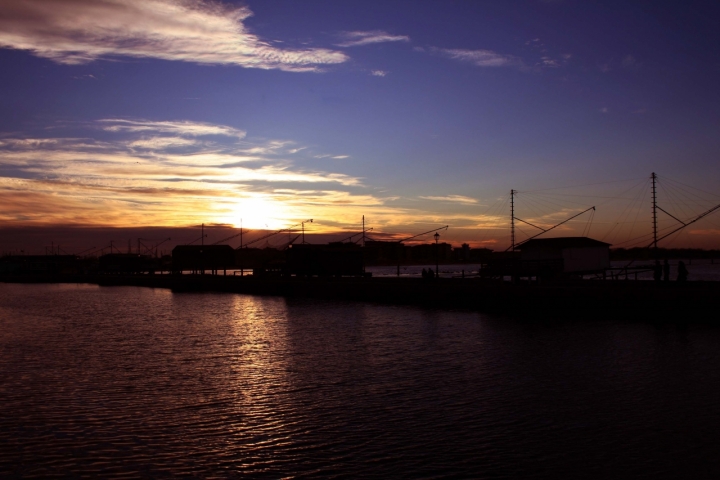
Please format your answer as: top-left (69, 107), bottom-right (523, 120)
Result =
top-left (1, 121), bottom-right (720, 250)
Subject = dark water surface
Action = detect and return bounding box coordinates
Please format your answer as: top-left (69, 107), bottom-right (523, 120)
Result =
top-left (1, 283), bottom-right (719, 478)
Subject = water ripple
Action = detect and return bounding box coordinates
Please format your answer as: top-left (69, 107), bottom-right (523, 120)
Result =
top-left (1, 283), bottom-right (720, 478)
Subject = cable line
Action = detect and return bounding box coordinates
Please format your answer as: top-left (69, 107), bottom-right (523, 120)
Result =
top-left (520, 177), bottom-right (644, 194)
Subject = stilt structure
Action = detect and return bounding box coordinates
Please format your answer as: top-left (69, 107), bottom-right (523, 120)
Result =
top-left (651, 172), bottom-right (658, 257)
top-left (362, 215), bottom-right (366, 273)
top-left (362, 215), bottom-right (365, 247)
top-left (301, 219), bottom-right (312, 244)
top-left (239, 219), bottom-right (243, 276)
top-left (510, 189), bottom-right (515, 252)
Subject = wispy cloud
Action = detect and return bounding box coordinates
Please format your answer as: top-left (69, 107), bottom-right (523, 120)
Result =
top-left (538, 56), bottom-right (560, 67)
top-left (0, 0), bottom-right (348, 72)
top-left (313, 153), bottom-right (350, 159)
top-left (336, 30), bottom-right (409, 47)
top-left (127, 137), bottom-right (200, 150)
top-left (0, 119), bottom-right (375, 228)
top-left (0, 119), bottom-right (515, 238)
top-left (371, 70), bottom-right (387, 77)
top-left (622, 54), bottom-right (640, 70)
top-left (432, 48), bottom-right (521, 68)
top-left (0, 120), bottom-right (563, 240)
top-left (99, 119), bottom-right (247, 139)
top-left (419, 195), bottom-right (478, 204)
top-left (523, 38), bottom-right (569, 68)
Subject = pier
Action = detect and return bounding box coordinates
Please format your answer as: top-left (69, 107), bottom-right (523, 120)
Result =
top-left (3, 272), bottom-right (718, 318)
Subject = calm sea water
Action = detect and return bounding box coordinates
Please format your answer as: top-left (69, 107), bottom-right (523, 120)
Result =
top-left (1, 283), bottom-right (719, 478)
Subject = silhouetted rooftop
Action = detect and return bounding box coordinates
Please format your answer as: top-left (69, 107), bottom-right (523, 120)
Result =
top-left (518, 237), bottom-right (611, 250)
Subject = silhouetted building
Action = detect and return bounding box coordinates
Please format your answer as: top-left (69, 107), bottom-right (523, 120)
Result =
top-left (518, 237), bottom-right (611, 274)
top-left (0, 255), bottom-right (79, 275)
top-left (408, 242), bottom-right (453, 263)
top-left (172, 245), bottom-right (235, 274)
top-left (100, 253), bottom-right (157, 274)
top-left (454, 243), bottom-right (472, 262)
top-left (286, 243), bottom-right (364, 276)
top-left (363, 240), bottom-right (405, 265)
top-left (235, 247), bottom-right (285, 274)
top-left (470, 247), bottom-right (493, 263)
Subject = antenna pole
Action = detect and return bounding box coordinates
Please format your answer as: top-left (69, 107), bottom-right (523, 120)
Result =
top-left (651, 173), bottom-right (658, 254)
top-left (510, 189), bottom-right (515, 252)
top-left (240, 219), bottom-right (243, 277)
top-left (362, 215), bottom-right (365, 247)
top-left (362, 215), bottom-right (366, 274)
top-left (202, 223), bottom-right (204, 246)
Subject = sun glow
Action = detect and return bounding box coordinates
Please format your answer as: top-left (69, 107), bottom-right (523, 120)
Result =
top-left (226, 196), bottom-right (295, 230)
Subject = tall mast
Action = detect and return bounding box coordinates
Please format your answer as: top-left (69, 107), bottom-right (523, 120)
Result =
top-left (651, 172), bottom-right (658, 254)
top-left (362, 215), bottom-right (366, 274)
top-left (362, 215), bottom-right (365, 247)
top-left (510, 189), bottom-right (515, 252)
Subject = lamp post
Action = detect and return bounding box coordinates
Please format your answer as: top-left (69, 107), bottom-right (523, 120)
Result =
top-left (434, 232), bottom-right (440, 279)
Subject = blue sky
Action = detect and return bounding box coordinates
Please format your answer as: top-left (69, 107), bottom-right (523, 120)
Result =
top-left (1, 0), bottom-right (719, 250)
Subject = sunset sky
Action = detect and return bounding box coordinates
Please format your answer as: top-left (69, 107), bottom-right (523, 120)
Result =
top-left (1, 0), bottom-right (720, 253)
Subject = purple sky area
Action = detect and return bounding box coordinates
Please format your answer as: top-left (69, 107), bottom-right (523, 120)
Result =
top-left (1, 0), bottom-right (720, 254)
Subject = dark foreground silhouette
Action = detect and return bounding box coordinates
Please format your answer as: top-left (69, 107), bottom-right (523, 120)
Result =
top-left (3, 273), bottom-right (718, 319)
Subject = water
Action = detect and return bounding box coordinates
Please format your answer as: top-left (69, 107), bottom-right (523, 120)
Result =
top-left (1, 283), bottom-right (719, 478)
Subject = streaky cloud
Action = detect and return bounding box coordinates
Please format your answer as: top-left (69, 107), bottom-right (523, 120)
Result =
top-left (337, 30), bottom-right (409, 47)
top-left (420, 195), bottom-right (478, 204)
top-left (127, 137), bottom-right (200, 150)
top-left (433, 47), bottom-right (521, 68)
top-left (99, 119), bottom-right (247, 139)
top-left (0, 0), bottom-right (348, 72)
top-left (0, 119), bottom-right (373, 227)
top-left (0, 119), bottom-right (517, 235)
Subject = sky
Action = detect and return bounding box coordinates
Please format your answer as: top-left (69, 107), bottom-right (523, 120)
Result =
top-left (1, 0), bottom-right (720, 253)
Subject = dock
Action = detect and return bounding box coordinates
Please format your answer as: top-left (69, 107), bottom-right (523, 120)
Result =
top-left (3, 273), bottom-right (718, 319)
